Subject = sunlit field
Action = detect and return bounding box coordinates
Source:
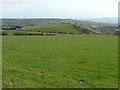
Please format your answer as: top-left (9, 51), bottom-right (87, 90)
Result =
top-left (2, 35), bottom-right (118, 88)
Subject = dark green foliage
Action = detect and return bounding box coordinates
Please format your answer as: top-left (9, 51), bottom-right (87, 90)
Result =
top-left (14, 33), bottom-right (55, 36)
top-left (14, 33), bottom-right (43, 36)
top-left (0, 32), bottom-right (8, 36)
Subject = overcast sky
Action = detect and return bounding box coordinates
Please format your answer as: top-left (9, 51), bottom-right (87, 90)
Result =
top-left (0, 0), bottom-right (119, 19)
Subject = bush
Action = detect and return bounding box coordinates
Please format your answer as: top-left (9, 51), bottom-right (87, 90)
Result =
top-left (14, 32), bottom-right (56, 36)
top-left (69, 33), bottom-right (74, 34)
top-left (0, 32), bottom-right (8, 36)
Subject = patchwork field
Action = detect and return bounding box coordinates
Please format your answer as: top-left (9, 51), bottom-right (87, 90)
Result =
top-left (25, 24), bottom-right (80, 33)
top-left (2, 35), bottom-right (118, 88)
top-left (25, 24), bottom-right (101, 34)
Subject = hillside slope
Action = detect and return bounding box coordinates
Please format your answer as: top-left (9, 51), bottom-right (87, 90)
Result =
top-left (24, 24), bottom-right (100, 34)
top-left (25, 24), bottom-right (80, 34)
top-left (2, 18), bottom-right (117, 35)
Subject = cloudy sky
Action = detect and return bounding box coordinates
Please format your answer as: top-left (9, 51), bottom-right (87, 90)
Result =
top-left (1, 0), bottom-right (119, 19)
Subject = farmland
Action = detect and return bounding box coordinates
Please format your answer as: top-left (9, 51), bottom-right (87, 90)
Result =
top-left (2, 35), bottom-right (118, 88)
top-left (2, 18), bottom-right (117, 35)
top-left (25, 24), bottom-right (80, 33)
top-left (24, 24), bottom-right (101, 34)
top-left (1, 19), bottom-right (118, 88)
top-left (1, 24), bottom-right (101, 36)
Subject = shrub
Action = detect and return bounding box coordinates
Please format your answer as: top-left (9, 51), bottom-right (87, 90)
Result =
top-left (0, 32), bottom-right (8, 36)
top-left (14, 32), bottom-right (56, 36)
top-left (69, 33), bottom-right (74, 34)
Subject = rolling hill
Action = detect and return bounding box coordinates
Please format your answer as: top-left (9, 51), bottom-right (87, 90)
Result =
top-left (86, 18), bottom-right (117, 25)
top-left (24, 24), bottom-right (101, 34)
top-left (1, 18), bottom-right (117, 35)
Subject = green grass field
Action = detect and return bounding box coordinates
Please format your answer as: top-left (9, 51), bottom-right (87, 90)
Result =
top-left (25, 24), bottom-right (101, 34)
top-left (0, 30), bottom-right (56, 36)
top-left (25, 24), bottom-right (81, 33)
top-left (2, 35), bottom-right (118, 88)
top-left (1, 23), bottom-right (101, 36)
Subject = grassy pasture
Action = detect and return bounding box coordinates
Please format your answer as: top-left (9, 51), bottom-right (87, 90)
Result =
top-left (1, 30), bottom-right (56, 36)
top-left (25, 24), bottom-right (80, 33)
top-left (1, 23), bottom-right (101, 36)
top-left (2, 35), bottom-right (118, 88)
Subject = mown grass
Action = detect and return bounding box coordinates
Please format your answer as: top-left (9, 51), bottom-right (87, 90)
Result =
top-left (25, 24), bottom-right (80, 33)
top-left (2, 35), bottom-right (118, 88)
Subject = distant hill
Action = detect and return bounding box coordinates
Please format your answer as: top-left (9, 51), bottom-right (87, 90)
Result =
top-left (1, 18), bottom-right (117, 35)
top-left (86, 18), bottom-right (118, 25)
top-left (2, 18), bottom-right (115, 26)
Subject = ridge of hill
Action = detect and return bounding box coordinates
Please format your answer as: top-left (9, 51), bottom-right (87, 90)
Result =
top-left (1, 18), bottom-right (117, 35)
